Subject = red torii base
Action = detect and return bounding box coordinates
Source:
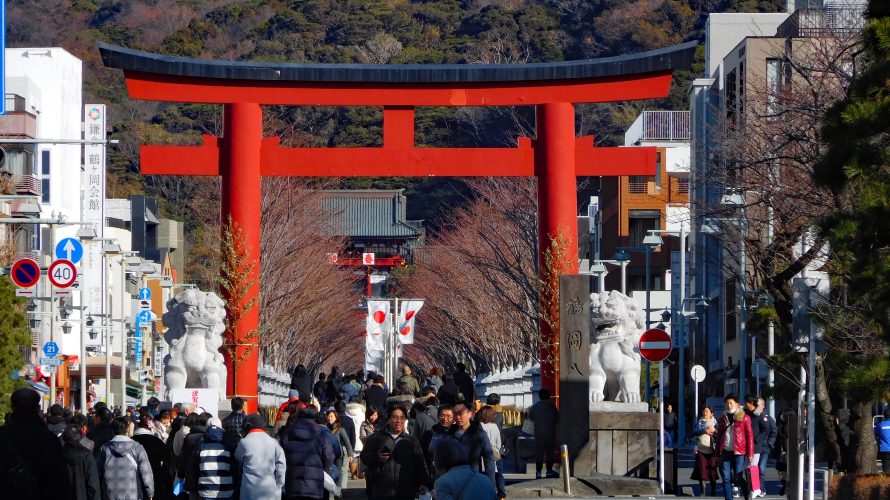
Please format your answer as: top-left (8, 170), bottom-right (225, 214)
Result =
top-left (101, 41), bottom-right (696, 411)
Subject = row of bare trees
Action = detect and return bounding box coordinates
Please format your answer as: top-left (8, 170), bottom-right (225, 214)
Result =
top-left (397, 177), bottom-right (541, 372)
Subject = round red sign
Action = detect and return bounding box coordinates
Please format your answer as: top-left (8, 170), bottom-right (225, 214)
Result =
top-left (48, 259), bottom-right (77, 288)
top-left (10, 258), bottom-right (40, 288)
top-left (639, 328), bottom-right (672, 362)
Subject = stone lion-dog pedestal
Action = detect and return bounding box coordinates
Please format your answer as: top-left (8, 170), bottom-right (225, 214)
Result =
top-left (559, 275), bottom-right (658, 482)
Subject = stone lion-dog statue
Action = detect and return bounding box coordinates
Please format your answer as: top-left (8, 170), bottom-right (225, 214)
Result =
top-left (162, 288), bottom-right (228, 401)
top-left (589, 290), bottom-right (645, 403)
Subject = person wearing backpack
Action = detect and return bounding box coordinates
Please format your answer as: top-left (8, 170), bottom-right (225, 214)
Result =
top-left (0, 388), bottom-right (72, 499)
top-left (97, 417), bottom-right (155, 499)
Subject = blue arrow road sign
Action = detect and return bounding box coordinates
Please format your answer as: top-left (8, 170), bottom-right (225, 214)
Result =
top-left (138, 287), bottom-right (151, 300)
top-left (55, 238), bottom-right (84, 264)
top-left (42, 341), bottom-right (59, 358)
top-left (137, 311), bottom-right (153, 324)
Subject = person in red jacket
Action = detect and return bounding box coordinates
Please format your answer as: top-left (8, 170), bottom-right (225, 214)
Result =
top-left (716, 394), bottom-right (754, 500)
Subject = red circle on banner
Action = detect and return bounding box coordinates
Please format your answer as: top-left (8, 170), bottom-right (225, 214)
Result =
top-left (405, 310), bottom-right (416, 321)
top-left (400, 326), bottom-right (411, 336)
top-left (639, 328), bottom-right (672, 362)
top-left (373, 310), bottom-right (386, 323)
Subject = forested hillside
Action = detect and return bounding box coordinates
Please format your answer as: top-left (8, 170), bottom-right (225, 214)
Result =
top-left (7, 0), bottom-right (781, 287)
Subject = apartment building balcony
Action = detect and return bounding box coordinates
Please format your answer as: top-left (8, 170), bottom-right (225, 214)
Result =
top-left (10, 174), bottom-right (41, 195)
top-left (0, 111), bottom-right (38, 138)
top-left (625, 110), bottom-right (690, 145)
top-left (777, 6), bottom-right (865, 38)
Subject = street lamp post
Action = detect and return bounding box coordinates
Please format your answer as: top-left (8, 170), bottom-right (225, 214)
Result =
top-left (588, 259), bottom-right (629, 294)
top-left (75, 225), bottom-right (98, 411)
top-left (102, 241), bottom-right (121, 406)
top-left (647, 222), bottom-right (689, 443)
top-left (720, 192), bottom-right (747, 400)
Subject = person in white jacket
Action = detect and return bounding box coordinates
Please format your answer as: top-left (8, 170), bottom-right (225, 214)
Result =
top-left (345, 400), bottom-right (366, 479)
top-left (233, 414), bottom-right (286, 500)
top-left (479, 406), bottom-right (506, 500)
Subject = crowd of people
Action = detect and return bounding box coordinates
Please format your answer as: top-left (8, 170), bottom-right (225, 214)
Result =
top-left (0, 363), bottom-right (560, 500)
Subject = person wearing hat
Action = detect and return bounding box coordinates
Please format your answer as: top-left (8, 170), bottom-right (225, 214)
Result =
top-left (234, 414), bottom-right (286, 500)
top-left (186, 417), bottom-right (236, 498)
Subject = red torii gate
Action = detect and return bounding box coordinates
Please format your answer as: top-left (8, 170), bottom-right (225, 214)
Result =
top-left (101, 42), bottom-right (696, 411)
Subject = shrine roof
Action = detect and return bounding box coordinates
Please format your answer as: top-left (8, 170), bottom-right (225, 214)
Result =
top-left (321, 190), bottom-right (423, 239)
top-left (99, 41), bottom-right (697, 84)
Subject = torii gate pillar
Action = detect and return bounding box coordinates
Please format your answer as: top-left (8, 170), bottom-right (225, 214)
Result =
top-left (220, 103), bottom-right (262, 408)
top-left (536, 102), bottom-right (579, 393)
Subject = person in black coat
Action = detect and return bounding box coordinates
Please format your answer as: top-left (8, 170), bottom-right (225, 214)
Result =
top-left (279, 408), bottom-right (334, 499)
top-left (453, 364), bottom-right (476, 406)
top-left (132, 415), bottom-right (172, 500)
top-left (176, 413), bottom-right (209, 481)
top-left (61, 425), bottom-right (101, 500)
top-left (365, 375), bottom-right (388, 413)
top-left (436, 375), bottom-right (460, 406)
top-left (360, 406), bottom-right (430, 500)
top-left (663, 403), bottom-right (677, 443)
top-left (87, 408), bottom-right (115, 457)
top-left (0, 388), bottom-right (73, 499)
top-left (290, 364), bottom-right (314, 402)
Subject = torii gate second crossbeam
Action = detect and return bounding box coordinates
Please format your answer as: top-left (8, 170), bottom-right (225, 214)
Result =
top-left (101, 41), bottom-right (697, 411)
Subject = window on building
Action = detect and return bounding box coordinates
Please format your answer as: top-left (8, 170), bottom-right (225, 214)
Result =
top-left (654, 152), bottom-right (663, 191)
top-left (678, 177), bottom-right (690, 194)
top-left (629, 176), bottom-right (649, 194)
top-left (2, 148), bottom-right (34, 177)
top-left (766, 58), bottom-right (791, 117)
top-left (738, 61), bottom-right (746, 122)
top-left (40, 150), bottom-right (50, 204)
top-left (628, 210), bottom-right (660, 247)
top-left (725, 279), bottom-right (737, 341)
top-left (726, 69), bottom-right (737, 127)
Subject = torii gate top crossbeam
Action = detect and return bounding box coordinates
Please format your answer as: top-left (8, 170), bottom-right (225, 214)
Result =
top-left (99, 42), bottom-right (697, 106)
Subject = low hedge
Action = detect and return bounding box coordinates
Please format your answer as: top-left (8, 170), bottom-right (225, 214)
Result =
top-left (829, 474), bottom-right (890, 500)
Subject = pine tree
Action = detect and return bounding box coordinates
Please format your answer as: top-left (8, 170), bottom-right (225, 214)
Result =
top-left (815, 0), bottom-right (890, 472)
top-left (0, 276), bottom-right (32, 422)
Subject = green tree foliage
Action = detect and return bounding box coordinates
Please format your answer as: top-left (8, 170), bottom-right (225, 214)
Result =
top-left (0, 276), bottom-right (32, 423)
top-left (815, 0), bottom-right (890, 404)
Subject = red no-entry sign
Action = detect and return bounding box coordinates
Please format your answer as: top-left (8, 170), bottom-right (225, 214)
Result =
top-left (639, 328), bottom-right (672, 362)
top-left (10, 258), bottom-right (40, 288)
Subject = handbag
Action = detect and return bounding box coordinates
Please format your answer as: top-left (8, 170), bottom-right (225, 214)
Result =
top-left (522, 416), bottom-right (534, 435)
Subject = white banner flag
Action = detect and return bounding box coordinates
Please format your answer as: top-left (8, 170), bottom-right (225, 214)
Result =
top-left (366, 300), bottom-right (391, 352)
top-left (396, 300), bottom-right (424, 345)
top-left (82, 104), bottom-right (106, 347)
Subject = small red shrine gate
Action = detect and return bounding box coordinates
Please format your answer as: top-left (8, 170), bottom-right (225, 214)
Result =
top-left (102, 41), bottom-right (696, 411)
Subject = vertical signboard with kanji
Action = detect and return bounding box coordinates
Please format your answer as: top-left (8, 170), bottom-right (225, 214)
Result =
top-left (82, 104), bottom-right (106, 346)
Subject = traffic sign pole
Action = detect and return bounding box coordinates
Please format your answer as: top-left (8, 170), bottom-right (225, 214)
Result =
top-left (659, 359), bottom-right (665, 496)
top-left (638, 328), bottom-right (671, 496)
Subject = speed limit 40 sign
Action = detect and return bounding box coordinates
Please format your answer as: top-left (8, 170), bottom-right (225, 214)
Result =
top-left (48, 259), bottom-right (77, 288)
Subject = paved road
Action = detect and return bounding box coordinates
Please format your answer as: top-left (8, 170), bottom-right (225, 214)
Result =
top-left (340, 447), bottom-right (824, 498)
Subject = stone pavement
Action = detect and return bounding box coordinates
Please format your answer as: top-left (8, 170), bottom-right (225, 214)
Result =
top-left (338, 446), bottom-right (824, 498)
